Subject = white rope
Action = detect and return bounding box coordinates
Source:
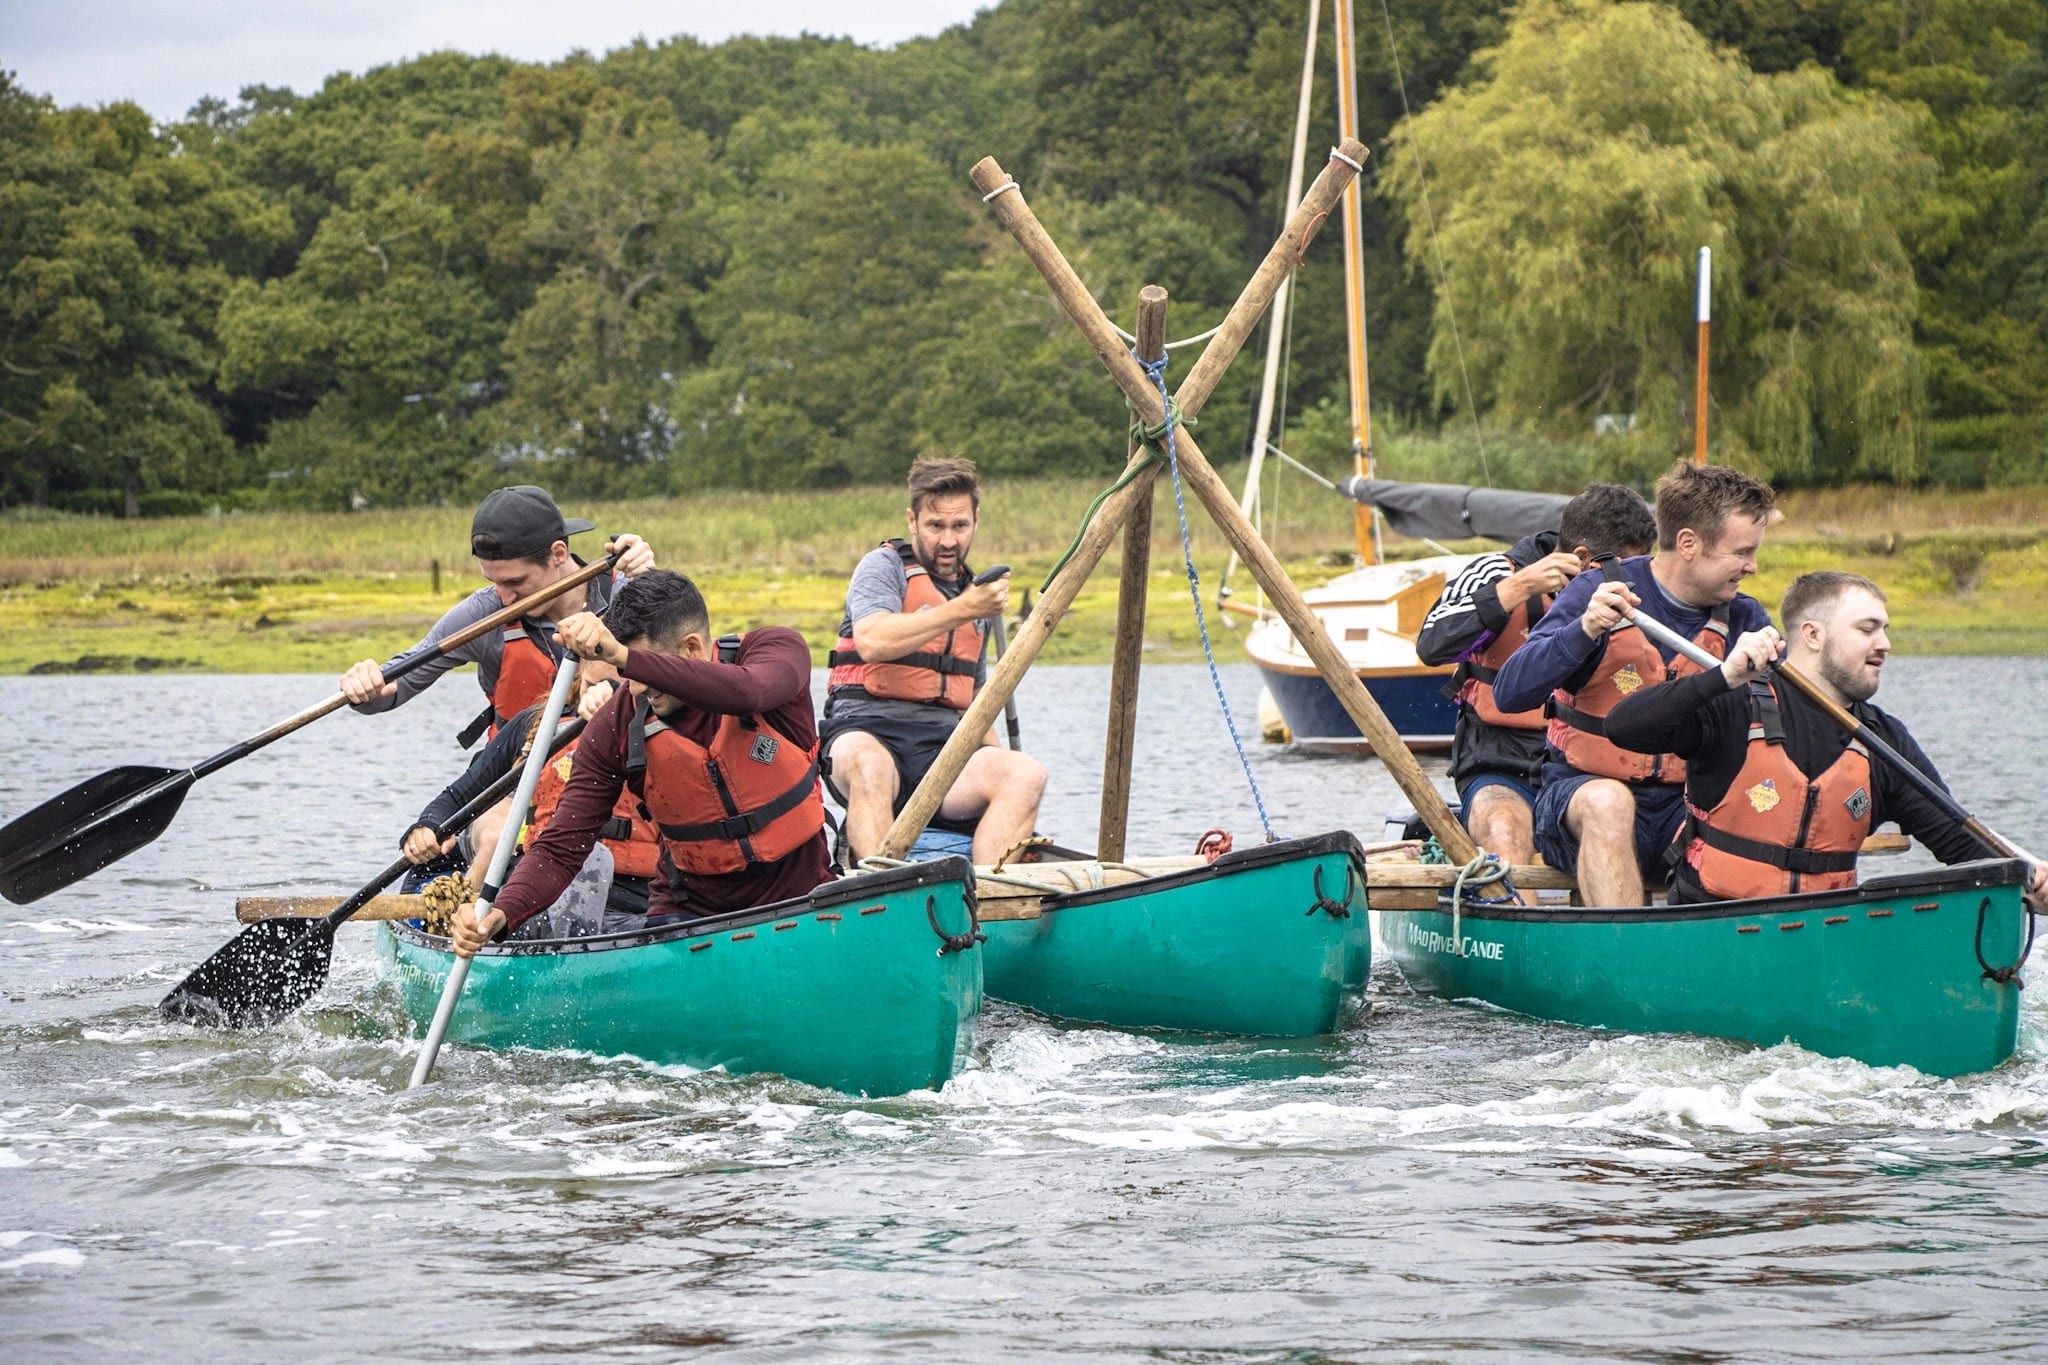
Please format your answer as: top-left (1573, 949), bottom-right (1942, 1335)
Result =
top-left (1328, 146), bottom-right (1365, 174)
top-left (1107, 319), bottom-right (1226, 352)
top-left (981, 180), bottom-right (1020, 203)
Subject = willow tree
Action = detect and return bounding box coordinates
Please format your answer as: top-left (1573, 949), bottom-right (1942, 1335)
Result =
top-left (1382, 0), bottom-right (1932, 481)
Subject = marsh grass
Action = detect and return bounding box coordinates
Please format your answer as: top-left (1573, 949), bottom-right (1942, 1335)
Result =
top-left (6, 471), bottom-right (2047, 673)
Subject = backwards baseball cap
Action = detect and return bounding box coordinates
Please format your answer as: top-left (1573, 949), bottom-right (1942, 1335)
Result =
top-left (469, 485), bottom-right (596, 560)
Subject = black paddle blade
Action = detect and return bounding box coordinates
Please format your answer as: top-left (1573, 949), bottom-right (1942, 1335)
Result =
top-left (159, 918), bottom-right (340, 1028)
top-left (0, 766), bottom-right (188, 904)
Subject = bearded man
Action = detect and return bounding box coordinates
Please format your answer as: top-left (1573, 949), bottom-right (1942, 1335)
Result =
top-left (1604, 571), bottom-right (2048, 906)
top-left (820, 457), bottom-right (1045, 864)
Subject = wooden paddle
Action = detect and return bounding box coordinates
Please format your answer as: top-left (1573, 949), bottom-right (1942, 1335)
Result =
top-left (408, 655), bottom-right (582, 1088)
top-left (1623, 606), bottom-right (2044, 868)
top-left (0, 552), bottom-right (618, 905)
top-left (157, 716), bottom-right (590, 1027)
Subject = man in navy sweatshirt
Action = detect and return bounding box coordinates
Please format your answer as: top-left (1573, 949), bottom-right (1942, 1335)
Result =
top-left (1491, 463), bottom-right (1776, 906)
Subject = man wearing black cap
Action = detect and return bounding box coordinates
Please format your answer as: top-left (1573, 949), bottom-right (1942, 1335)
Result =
top-left (338, 485), bottom-right (656, 745)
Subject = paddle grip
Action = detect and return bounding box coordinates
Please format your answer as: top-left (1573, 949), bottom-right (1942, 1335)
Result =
top-left (972, 564), bottom-right (1011, 586)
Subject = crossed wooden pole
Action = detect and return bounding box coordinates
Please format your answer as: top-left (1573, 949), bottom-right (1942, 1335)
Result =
top-left (876, 141), bottom-right (1479, 866)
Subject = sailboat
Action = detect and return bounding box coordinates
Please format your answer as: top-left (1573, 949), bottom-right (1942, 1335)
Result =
top-left (1222, 0), bottom-right (1567, 755)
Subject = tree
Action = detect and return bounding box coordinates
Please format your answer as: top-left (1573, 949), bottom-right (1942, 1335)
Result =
top-left (1383, 0), bottom-right (1932, 482)
top-left (0, 79), bottom-right (289, 512)
top-left (486, 93), bottom-right (723, 485)
top-left (671, 138), bottom-right (977, 488)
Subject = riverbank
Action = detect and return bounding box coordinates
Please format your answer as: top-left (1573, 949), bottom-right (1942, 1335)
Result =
top-left (9, 480), bottom-right (2048, 672)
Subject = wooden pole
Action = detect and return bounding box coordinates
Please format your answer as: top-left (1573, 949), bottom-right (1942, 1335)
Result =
top-left (1694, 246), bottom-right (1711, 465)
top-left (1097, 286), bottom-right (1168, 861)
top-left (874, 147), bottom-right (1368, 860)
top-left (968, 149), bottom-right (1481, 865)
top-left (1333, 0), bottom-right (1378, 565)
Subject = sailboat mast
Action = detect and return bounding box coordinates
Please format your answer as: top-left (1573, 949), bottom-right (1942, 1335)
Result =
top-left (1694, 246), bottom-right (1711, 465)
top-left (1332, 0), bottom-right (1378, 564)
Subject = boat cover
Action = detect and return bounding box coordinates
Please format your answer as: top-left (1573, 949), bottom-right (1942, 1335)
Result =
top-left (1337, 477), bottom-right (1575, 545)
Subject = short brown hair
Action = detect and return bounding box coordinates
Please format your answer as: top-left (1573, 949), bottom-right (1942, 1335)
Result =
top-left (1781, 571), bottom-right (1886, 632)
top-left (1653, 463), bottom-right (1775, 552)
top-left (907, 457), bottom-right (981, 516)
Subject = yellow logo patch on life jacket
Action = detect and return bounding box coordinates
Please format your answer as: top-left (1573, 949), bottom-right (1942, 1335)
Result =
top-left (553, 753), bottom-right (574, 780)
top-left (1746, 779), bottom-right (1781, 813)
top-left (1611, 663), bottom-right (1643, 695)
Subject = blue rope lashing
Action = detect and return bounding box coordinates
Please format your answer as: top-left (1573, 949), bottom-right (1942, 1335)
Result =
top-left (1136, 349), bottom-right (1277, 843)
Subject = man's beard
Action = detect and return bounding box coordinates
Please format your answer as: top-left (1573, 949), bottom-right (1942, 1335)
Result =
top-left (1819, 650), bottom-right (1880, 703)
top-left (914, 534), bottom-right (966, 580)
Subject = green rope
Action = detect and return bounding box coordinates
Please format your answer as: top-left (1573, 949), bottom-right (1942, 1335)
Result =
top-left (1038, 398), bottom-right (1195, 593)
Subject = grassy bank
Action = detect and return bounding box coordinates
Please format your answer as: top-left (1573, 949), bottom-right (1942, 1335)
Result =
top-left (7, 476), bottom-right (2048, 674)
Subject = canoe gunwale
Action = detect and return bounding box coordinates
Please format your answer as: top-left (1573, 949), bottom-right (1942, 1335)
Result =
top-left (1035, 831), bottom-right (1368, 914)
top-left (384, 855), bottom-right (976, 959)
top-left (1375, 857), bottom-right (2029, 926)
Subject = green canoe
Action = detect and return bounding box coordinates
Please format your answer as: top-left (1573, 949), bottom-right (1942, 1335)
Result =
top-left (981, 832), bottom-right (1370, 1036)
top-left (1382, 858), bottom-right (2035, 1077)
top-left (378, 857), bottom-right (983, 1097)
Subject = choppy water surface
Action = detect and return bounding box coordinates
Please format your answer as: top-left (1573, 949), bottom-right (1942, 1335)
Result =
top-left (6, 661), bottom-right (2048, 1360)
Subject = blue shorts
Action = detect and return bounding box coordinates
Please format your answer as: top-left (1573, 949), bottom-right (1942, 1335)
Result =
top-left (1531, 765), bottom-right (1686, 880)
top-left (1456, 773), bottom-right (1539, 831)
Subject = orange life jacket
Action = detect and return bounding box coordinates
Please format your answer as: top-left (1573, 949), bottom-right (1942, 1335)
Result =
top-left (827, 539), bottom-right (982, 711)
top-left (627, 636), bottom-right (826, 877)
top-left (521, 738), bottom-right (663, 880)
top-left (1546, 565), bottom-right (1731, 783)
top-left (1676, 681), bottom-right (1872, 900)
top-left (1455, 593), bottom-right (1549, 730)
top-left (492, 621), bottom-right (560, 735)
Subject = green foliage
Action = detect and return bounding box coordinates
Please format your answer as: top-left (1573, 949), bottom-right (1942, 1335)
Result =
top-left (6, 0), bottom-right (2048, 507)
top-left (1384, 0), bottom-right (1930, 483)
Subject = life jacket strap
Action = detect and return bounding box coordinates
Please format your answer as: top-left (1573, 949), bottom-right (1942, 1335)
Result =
top-left (599, 816), bottom-right (636, 842)
top-left (827, 647), bottom-right (978, 677)
top-left (655, 761), bottom-right (819, 844)
top-left (1549, 698), bottom-right (1608, 737)
top-left (1687, 815), bottom-right (1861, 875)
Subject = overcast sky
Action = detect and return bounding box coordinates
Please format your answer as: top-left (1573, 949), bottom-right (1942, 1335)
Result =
top-left (4, 1), bottom-right (996, 122)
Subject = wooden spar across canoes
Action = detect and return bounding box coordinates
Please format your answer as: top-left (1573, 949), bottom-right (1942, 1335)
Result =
top-left (235, 835), bottom-right (1911, 921)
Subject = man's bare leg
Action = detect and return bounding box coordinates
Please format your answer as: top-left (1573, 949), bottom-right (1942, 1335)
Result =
top-left (826, 732), bottom-right (900, 863)
top-left (1563, 778), bottom-right (1643, 907)
top-left (939, 747), bottom-right (1048, 865)
top-left (1465, 783), bottom-right (1539, 905)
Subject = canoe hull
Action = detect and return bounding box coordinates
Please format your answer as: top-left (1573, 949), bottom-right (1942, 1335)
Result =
top-left (983, 833), bottom-right (1370, 1036)
top-left (378, 858), bottom-right (983, 1096)
top-left (1383, 859), bottom-right (2031, 1077)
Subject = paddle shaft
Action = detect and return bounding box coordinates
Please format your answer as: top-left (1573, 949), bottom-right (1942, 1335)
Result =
top-left (408, 655), bottom-right (582, 1088)
top-left (317, 716), bottom-right (589, 931)
top-left (1623, 607), bottom-right (2041, 866)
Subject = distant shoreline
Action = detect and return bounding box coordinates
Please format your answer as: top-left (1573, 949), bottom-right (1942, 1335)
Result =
top-left (7, 481), bottom-right (2047, 673)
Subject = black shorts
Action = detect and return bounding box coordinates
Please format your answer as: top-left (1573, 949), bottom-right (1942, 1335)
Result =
top-left (819, 707), bottom-right (980, 834)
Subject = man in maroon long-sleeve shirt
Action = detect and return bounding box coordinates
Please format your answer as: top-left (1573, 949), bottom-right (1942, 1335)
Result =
top-left (452, 570), bottom-right (832, 955)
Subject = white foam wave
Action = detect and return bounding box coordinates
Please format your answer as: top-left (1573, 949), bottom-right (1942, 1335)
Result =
top-left (0, 1248), bottom-right (84, 1271)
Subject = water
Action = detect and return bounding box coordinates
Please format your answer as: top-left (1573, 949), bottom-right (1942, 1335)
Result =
top-left (5, 661), bottom-right (2048, 1360)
